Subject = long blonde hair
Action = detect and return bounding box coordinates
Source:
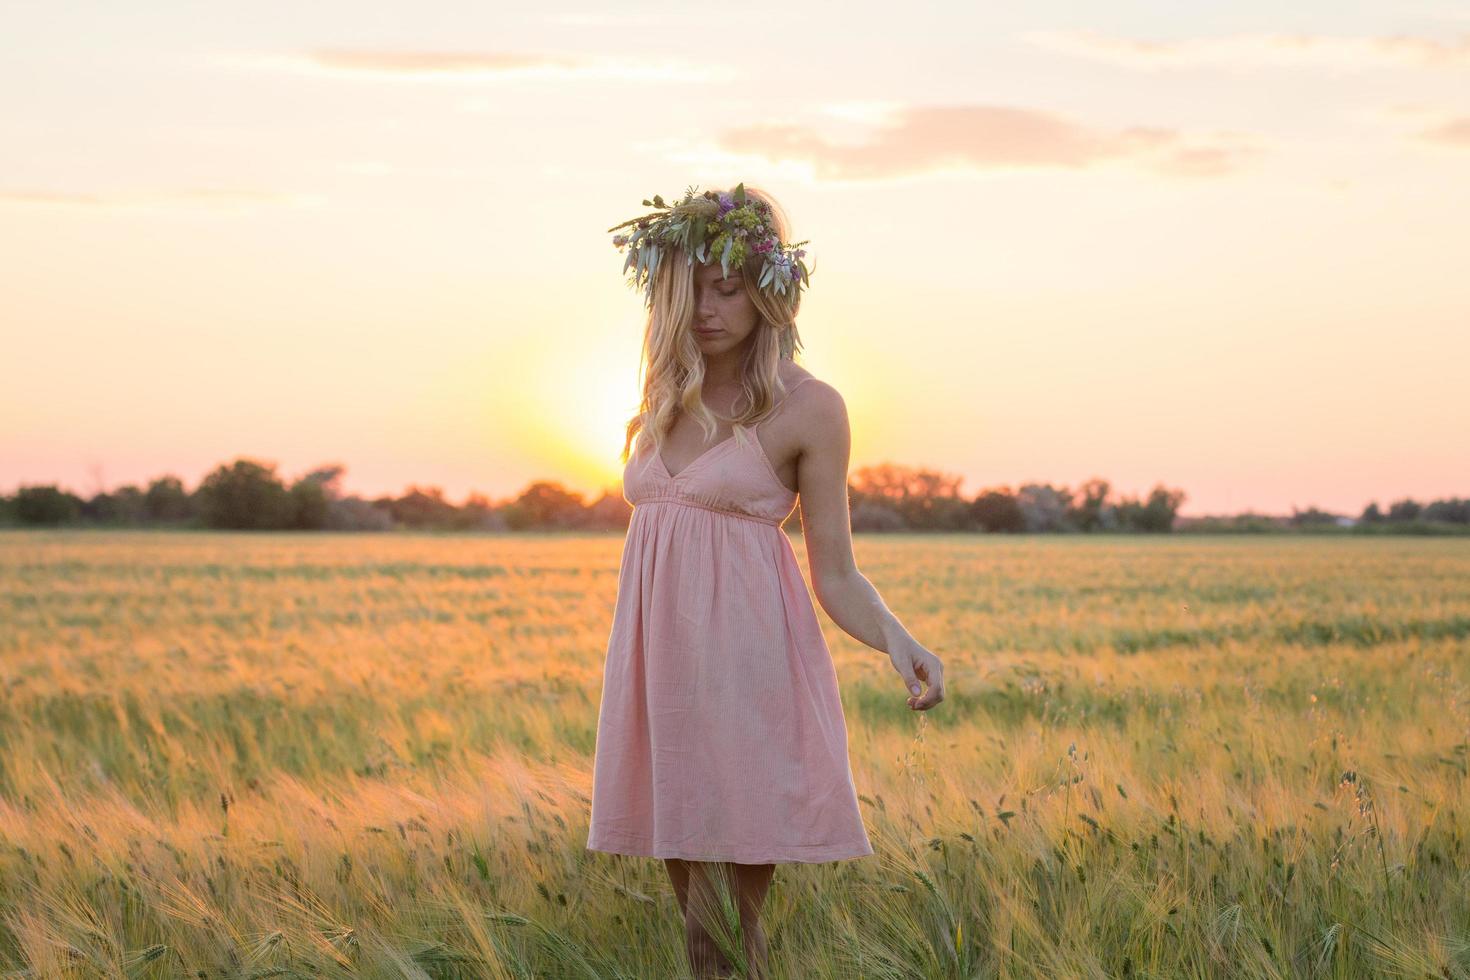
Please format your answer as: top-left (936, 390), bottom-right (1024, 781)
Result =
top-left (619, 184), bottom-right (808, 465)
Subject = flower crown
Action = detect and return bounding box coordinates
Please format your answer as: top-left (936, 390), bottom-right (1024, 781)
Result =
top-left (607, 183), bottom-right (810, 309)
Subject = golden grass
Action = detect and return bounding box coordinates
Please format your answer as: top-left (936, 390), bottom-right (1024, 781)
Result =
top-left (1, 530), bottom-right (1468, 977)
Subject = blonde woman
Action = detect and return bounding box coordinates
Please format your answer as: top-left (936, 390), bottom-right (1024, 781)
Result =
top-left (587, 184), bottom-right (946, 979)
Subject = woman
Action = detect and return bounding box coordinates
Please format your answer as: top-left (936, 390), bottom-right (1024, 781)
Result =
top-left (587, 184), bottom-right (946, 979)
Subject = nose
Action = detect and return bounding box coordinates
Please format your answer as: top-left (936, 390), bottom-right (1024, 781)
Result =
top-left (696, 287), bottom-right (716, 321)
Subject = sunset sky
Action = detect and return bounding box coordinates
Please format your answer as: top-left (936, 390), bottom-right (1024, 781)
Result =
top-left (3, 3), bottom-right (1468, 517)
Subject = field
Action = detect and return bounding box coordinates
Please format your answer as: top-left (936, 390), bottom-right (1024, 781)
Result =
top-left (2, 529), bottom-right (1469, 978)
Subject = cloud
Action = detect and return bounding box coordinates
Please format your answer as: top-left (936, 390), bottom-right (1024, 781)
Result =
top-left (206, 48), bottom-right (733, 84)
top-left (307, 50), bottom-right (577, 73)
top-left (0, 187), bottom-right (320, 214)
top-left (1353, 101), bottom-right (1470, 150)
top-left (331, 160), bottom-right (487, 179)
top-left (709, 104), bottom-right (1260, 181)
top-left (1418, 116), bottom-right (1470, 147)
top-left (1020, 29), bottom-right (1470, 71)
top-left (541, 11), bottom-right (664, 27)
top-left (816, 101), bottom-right (913, 126)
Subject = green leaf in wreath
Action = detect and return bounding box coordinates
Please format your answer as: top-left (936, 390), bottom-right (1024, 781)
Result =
top-left (720, 235), bottom-right (734, 278)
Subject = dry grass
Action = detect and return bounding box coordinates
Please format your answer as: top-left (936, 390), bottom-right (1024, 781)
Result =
top-left (1, 530), bottom-right (1468, 978)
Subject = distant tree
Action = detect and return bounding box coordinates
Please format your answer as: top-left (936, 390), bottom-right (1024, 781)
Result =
top-left (1177, 512), bottom-right (1283, 534)
top-left (13, 485), bottom-right (82, 525)
top-left (1145, 485), bottom-right (1187, 531)
top-left (583, 490), bottom-right (633, 531)
top-left (1360, 502), bottom-right (1384, 524)
top-left (1067, 477), bottom-right (1118, 532)
top-left (84, 485), bottom-right (147, 525)
top-left (449, 491), bottom-right (508, 531)
top-left (144, 476), bottom-right (194, 523)
top-left (850, 464), bottom-right (905, 520)
top-left (850, 499), bottom-right (906, 532)
top-left (81, 491), bottom-right (112, 523)
top-left (1289, 506), bottom-right (1340, 528)
top-left (1387, 498), bottom-right (1422, 523)
top-left (971, 488), bottom-right (1025, 533)
top-left (300, 465), bottom-right (346, 498)
top-left (1116, 485), bottom-right (1187, 532)
top-left (1424, 497), bottom-right (1470, 524)
top-left (196, 459), bottom-right (294, 530)
top-left (502, 482), bottom-right (588, 530)
top-left (287, 464), bottom-right (346, 530)
top-left (911, 469), bottom-right (972, 530)
top-left (389, 486), bottom-right (460, 529)
top-left (326, 496), bottom-right (394, 531)
top-left (850, 463), bottom-right (969, 530)
top-left (288, 480), bottom-right (329, 530)
top-left (1016, 483), bottom-right (1075, 532)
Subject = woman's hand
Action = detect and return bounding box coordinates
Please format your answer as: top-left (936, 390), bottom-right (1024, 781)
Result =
top-left (890, 638), bottom-right (945, 711)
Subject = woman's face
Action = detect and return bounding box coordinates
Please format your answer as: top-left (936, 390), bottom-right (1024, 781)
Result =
top-left (691, 259), bottom-right (760, 351)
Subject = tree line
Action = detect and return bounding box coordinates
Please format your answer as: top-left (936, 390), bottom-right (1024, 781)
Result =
top-left (3, 457), bottom-right (1466, 535)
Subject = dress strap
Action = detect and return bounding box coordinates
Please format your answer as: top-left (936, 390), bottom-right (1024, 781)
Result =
top-left (761, 376), bottom-right (814, 425)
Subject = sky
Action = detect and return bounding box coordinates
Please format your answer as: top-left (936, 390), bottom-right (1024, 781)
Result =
top-left (2, 1), bottom-right (1468, 517)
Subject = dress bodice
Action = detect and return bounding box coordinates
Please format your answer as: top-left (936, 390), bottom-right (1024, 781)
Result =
top-left (621, 378), bottom-right (813, 527)
top-left (623, 424), bottom-right (798, 526)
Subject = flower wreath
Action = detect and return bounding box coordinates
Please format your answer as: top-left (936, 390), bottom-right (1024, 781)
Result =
top-left (607, 183), bottom-right (810, 309)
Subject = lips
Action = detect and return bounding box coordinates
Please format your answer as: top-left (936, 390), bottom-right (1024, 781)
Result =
top-left (695, 327), bottom-right (723, 336)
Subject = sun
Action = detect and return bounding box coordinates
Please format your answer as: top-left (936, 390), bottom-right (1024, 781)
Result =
top-left (552, 359), bottom-right (642, 496)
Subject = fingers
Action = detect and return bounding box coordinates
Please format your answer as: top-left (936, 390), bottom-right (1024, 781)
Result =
top-left (897, 664), bottom-right (922, 699)
top-left (903, 668), bottom-right (923, 710)
top-left (895, 649), bottom-right (945, 711)
top-left (910, 658), bottom-right (945, 711)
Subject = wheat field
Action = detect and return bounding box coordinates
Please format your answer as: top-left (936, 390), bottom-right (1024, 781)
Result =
top-left (1, 529), bottom-right (1468, 978)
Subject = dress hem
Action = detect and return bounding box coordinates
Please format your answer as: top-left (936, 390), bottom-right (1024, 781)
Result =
top-left (586, 833), bottom-right (874, 865)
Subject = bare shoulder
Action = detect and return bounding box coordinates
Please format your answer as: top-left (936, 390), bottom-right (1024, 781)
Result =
top-left (782, 371), bottom-right (849, 447)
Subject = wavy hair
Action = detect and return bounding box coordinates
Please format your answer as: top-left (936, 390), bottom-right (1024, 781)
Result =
top-left (619, 184), bottom-right (809, 465)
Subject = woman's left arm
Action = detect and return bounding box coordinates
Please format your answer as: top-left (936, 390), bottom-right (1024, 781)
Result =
top-left (793, 382), bottom-right (946, 711)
